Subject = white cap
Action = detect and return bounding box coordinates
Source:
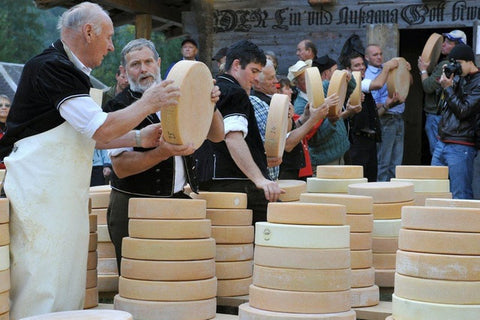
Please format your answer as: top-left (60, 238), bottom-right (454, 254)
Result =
top-left (287, 59), bottom-right (312, 82)
top-left (443, 30), bottom-right (467, 45)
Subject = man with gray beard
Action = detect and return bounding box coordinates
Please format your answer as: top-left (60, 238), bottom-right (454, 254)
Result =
top-left (103, 38), bottom-right (224, 271)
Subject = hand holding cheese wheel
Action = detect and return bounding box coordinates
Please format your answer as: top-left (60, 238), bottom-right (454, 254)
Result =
top-left (264, 94), bottom-right (289, 158)
top-left (326, 70), bottom-right (348, 116)
top-left (305, 67), bottom-right (325, 108)
top-left (421, 33), bottom-right (443, 73)
top-left (387, 57), bottom-right (410, 100)
top-left (349, 71), bottom-right (362, 106)
top-left (162, 60), bottom-right (214, 149)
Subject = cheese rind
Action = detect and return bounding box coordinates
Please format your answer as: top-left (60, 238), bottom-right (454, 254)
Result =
top-left (305, 67), bottom-right (325, 109)
top-left (414, 192), bottom-right (452, 206)
top-left (238, 303), bottom-right (356, 319)
top-left (346, 214), bottom-right (373, 233)
top-left (83, 287), bottom-right (98, 309)
top-left (349, 72), bottom-right (362, 106)
top-left (425, 197), bottom-right (480, 208)
top-left (350, 285), bottom-right (379, 308)
top-left (387, 57), bottom-right (410, 99)
top-left (395, 165), bottom-right (448, 179)
top-left (372, 253), bottom-right (396, 269)
top-left (307, 177), bottom-right (368, 193)
top-left (300, 193), bottom-right (373, 214)
top-left (21, 310), bottom-right (133, 320)
top-left (206, 209), bottom-right (252, 226)
top-left (190, 192), bottom-right (248, 209)
top-left (87, 251), bottom-right (98, 270)
top-left (98, 258), bottom-right (118, 274)
top-left (97, 224), bottom-right (110, 242)
top-left (216, 260), bottom-right (253, 279)
top-left (85, 269), bottom-right (97, 289)
top-left (372, 237), bottom-right (398, 253)
top-left (267, 202), bottom-right (346, 225)
top-left (97, 274), bottom-right (119, 292)
top-left (97, 242), bottom-right (116, 259)
top-left (401, 206), bottom-right (480, 232)
top-left (0, 224), bottom-right (9, 246)
top-left (326, 70), bottom-right (349, 116)
top-left (0, 291), bottom-right (7, 314)
top-left (350, 232), bottom-right (372, 250)
top-left (264, 94), bottom-right (289, 158)
top-left (375, 269), bottom-right (395, 287)
top-left (217, 277), bottom-right (252, 297)
top-left (421, 33), bottom-right (444, 74)
top-left (216, 244), bottom-right (254, 262)
top-left (0, 199), bottom-right (9, 224)
top-left (0, 246), bottom-right (9, 271)
top-left (277, 180), bottom-right (307, 202)
top-left (372, 219), bottom-right (402, 237)
top-left (351, 267), bottom-right (375, 288)
top-left (350, 250), bottom-right (373, 269)
top-left (128, 219), bottom-right (211, 239)
top-left (92, 208), bottom-right (107, 225)
top-left (211, 226), bottom-right (254, 244)
top-left (348, 182), bottom-right (414, 203)
top-left (391, 178), bottom-right (450, 192)
top-left (372, 200), bottom-right (415, 220)
top-left (128, 198), bottom-right (206, 219)
top-left (89, 191), bottom-right (110, 209)
top-left (0, 269), bottom-right (9, 292)
top-left (316, 165), bottom-right (364, 179)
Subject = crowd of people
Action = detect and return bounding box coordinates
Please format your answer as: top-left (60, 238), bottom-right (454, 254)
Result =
top-left (0, 0), bottom-right (479, 318)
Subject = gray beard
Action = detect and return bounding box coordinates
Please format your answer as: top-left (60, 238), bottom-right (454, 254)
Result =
top-left (128, 71), bottom-right (162, 93)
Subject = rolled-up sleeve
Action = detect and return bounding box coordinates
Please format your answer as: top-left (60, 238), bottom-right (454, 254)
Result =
top-left (59, 96), bottom-right (108, 138)
top-left (224, 115), bottom-right (248, 138)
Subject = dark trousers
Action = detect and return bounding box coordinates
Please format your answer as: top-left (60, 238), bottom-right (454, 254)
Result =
top-left (349, 135), bottom-right (378, 182)
top-left (90, 166), bottom-right (106, 186)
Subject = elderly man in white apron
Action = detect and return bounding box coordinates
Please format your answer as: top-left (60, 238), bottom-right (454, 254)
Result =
top-left (0, 2), bottom-right (197, 318)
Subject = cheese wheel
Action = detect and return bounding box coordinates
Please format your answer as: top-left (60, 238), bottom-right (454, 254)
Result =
top-left (0, 312), bottom-right (8, 320)
top-left (238, 303), bottom-right (356, 320)
top-left (387, 57), bottom-right (410, 99)
top-left (414, 192), bottom-right (452, 206)
top-left (402, 206), bottom-right (480, 232)
top-left (217, 277), bottom-right (252, 297)
top-left (390, 178), bottom-right (450, 192)
top-left (254, 246), bottom-right (350, 269)
top-left (372, 200), bottom-right (415, 220)
top-left (351, 267), bottom-right (375, 288)
top-left (373, 219), bottom-right (402, 237)
top-left (305, 67), bottom-right (325, 108)
top-left (90, 185), bottom-right (111, 193)
top-left (375, 269), bottom-right (395, 287)
top-left (421, 33), bottom-right (444, 73)
top-left (277, 180), bottom-right (307, 202)
top-left (88, 233), bottom-right (98, 252)
top-left (114, 295), bottom-right (216, 320)
top-left (326, 70), bottom-right (348, 116)
top-left (190, 192), bottom-right (247, 209)
top-left (395, 272), bottom-right (480, 304)
top-left (350, 250), bottom-right (373, 269)
top-left (211, 225), bottom-right (254, 244)
top-left (264, 94), bottom-right (290, 158)
top-left (398, 228), bottom-right (480, 255)
top-left (118, 276), bottom-right (217, 301)
top-left (395, 165), bottom-right (448, 179)
top-left (89, 214), bottom-right (97, 233)
top-left (97, 224), bottom-right (110, 242)
top-left (0, 224), bottom-right (8, 246)
top-left (425, 197), bottom-right (480, 208)
top-left (300, 193), bottom-right (373, 214)
top-left (372, 237), bottom-right (398, 253)
top-left (216, 260), bottom-right (253, 280)
top-left (0, 269), bottom-right (9, 293)
top-left (349, 71), bottom-right (362, 106)
top-left (85, 269), bottom-right (97, 289)
top-left (346, 214), bottom-right (373, 233)
top-left (21, 310), bottom-right (132, 320)
top-left (92, 208), bottom-right (107, 225)
top-left (97, 274), bottom-right (119, 292)
top-left (89, 191), bottom-right (110, 209)
top-left (0, 246), bottom-right (9, 271)
top-left (122, 237), bottom-right (216, 261)
top-left (98, 258), bottom-right (118, 275)
top-left (206, 208), bottom-right (252, 226)
top-left (128, 198), bottom-right (206, 219)
top-left (83, 287), bottom-right (98, 309)
top-left (255, 222), bottom-right (350, 249)
top-left (350, 285), bottom-right (379, 308)
top-left (253, 265), bottom-right (350, 292)
top-left (0, 291), bottom-right (7, 314)
top-left (0, 199), bottom-right (8, 224)
top-left (128, 219), bottom-right (211, 239)
top-left (372, 253), bottom-right (396, 269)
top-left (396, 250), bottom-right (480, 281)
top-left (249, 285), bottom-right (351, 314)
top-left (316, 165), bottom-right (364, 179)
top-left (348, 181), bottom-right (414, 203)
top-left (97, 242), bottom-right (116, 259)
top-left (392, 293), bottom-right (480, 320)
top-left (267, 202), bottom-right (346, 225)
top-left (87, 251), bottom-right (97, 270)
top-left (215, 244), bottom-right (254, 262)
top-left (163, 60), bottom-right (214, 148)
top-left (350, 232), bottom-right (372, 250)
top-left (307, 177), bottom-right (368, 193)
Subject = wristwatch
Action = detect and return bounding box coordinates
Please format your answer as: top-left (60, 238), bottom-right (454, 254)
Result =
top-left (420, 70), bottom-right (427, 75)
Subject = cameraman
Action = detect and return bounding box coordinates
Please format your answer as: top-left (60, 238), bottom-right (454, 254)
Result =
top-left (432, 44), bottom-right (480, 199)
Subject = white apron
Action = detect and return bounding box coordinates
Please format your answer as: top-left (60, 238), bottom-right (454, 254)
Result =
top-left (4, 121), bottom-right (95, 319)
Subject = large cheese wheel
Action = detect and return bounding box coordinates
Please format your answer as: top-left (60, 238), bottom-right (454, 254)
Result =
top-left (0, 246), bottom-right (9, 271)
top-left (396, 250), bottom-right (480, 281)
top-left (97, 242), bottom-right (116, 259)
top-left (249, 285), bottom-right (351, 314)
top-left (114, 295), bottom-right (216, 320)
top-left (216, 260), bottom-right (253, 280)
top-left (326, 70), bottom-right (348, 116)
top-left (119, 276), bottom-right (217, 301)
top-left (349, 71), bottom-right (362, 106)
top-left (372, 200), bottom-right (415, 220)
top-left (305, 67), bottom-right (325, 108)
top-left (0, 199), bottom-right (8, 224)
top-left (128, 198), bottom-right (206, 219)
top-left (371, 237), bottom-right (398, 253)
top-left (300, 193), bottom-right (373, 214)
top-left (421, 33), bottom-right (444, 73)
top-left (21, 310), bottom-right (132, 320)
top-left (316, 165), bottom-right (364, 179)
top-left (398, 228), bottom-right (480, 255)
top-left (88, 233), bottom-right (98, 252)
top-left (277, 180), bottom-right (307, 202)
top-left (122, 237), bottom-right (216, 260)
top-left (217, 277), bottom-right (252, 297)
top-left (206, 208), bottom-right (252, 226)
top-left (98, 258), bottom-right (118, 274)
top-left (264, 93), bottom-right (289, 158)
top-left (163, 60), bottom-right (214, 148)
top-left (215, 244), bottom-right (254, 262)
top-left (253, 265), bottom-right (350, 292)
top-left (350, 285), bottom-right (379, 308)
top-left (87, 251), bottom-right (98, 270)
top-left (97, 274), bottom-right (119, 292)
top-left (89, 191), bottom-right (110, 209)
top-left (0, 269), bottom-right (9, 293)
top-left (348, 181), bottom-right (414, 203)
top-left (351, 267), bottom-right (375, 288)
top-left (128, 219), bottom-right (211, 239)
top-left (350, 232), bottom-right (372, 250)
top-left (211, 226), bottom-right (254, 244)
top-left (190, 192), bottom-right (247, 209)
top-left (425, 197), bottom-right (480, 208)
top-left (350, 250), bottom-right (373, 269)
top-left (375, 269), bottom-right (395, 287)
top-left (92, 208), bottom-right (107, 225)
top-left (414, 192), bottom-right (452, 206)
top-left (0, 291), bottom-right (7, 314)
top-left (267, 202), bottom-right (346, 225)
top-left (373, 219), bottom-right (402, 237)
top-left (402, 205), bottom-right (480, 232)
top-left (387, 57), bottom-right (410, 99)
top-left (121, 258), bottom-right (215, 281)
top-left (89, 214), bottom-right (97, 233)
top-left (85, 269), bottom-right (98, 289)
top-left (390, 178), bottom-right (450, 192)
top-left (346, 214), bottom-right (373, 233)
top-left (255, 222), bottom-right (350, 249)
top-left (254, 246), bottom-right (350, 269)
top-left (392, 293), bottom-right (480, 320)
top-left (394, 272), bottom-right (480, 304)
top-left (395, 165), bottom-right (448, 179)
top-left (97, 225), bottom-right (109, 242)
top-left (372, 253), bottom-right (396, 269)
top-left (307, 177), bottom-right (368, 193)
top-left (0, 224), bottom-right (8, 246)
top-left (238, 303), bottom-right (356, 320)
top-left (83, 287), bottom-right (98, 309)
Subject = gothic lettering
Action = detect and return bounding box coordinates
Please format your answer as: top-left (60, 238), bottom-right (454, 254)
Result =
top-left (401, 4), bottom-right (428, 25)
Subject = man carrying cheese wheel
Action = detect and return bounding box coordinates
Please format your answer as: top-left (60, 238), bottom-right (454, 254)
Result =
top-left (0, 3), bottom-right (185, 318)
top-left (103, 38), bottom-right (224, 272)
top-left (195, 40), bottom-right (283, 225)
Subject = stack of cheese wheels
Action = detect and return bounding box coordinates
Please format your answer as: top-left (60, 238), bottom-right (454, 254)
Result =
top-left (264, 94), bottom-right (290, 158)
top-left (0, 199), bottom-right (9, 319)
top-left (389, 205), bottom-right (480, 320)
top-left (239, 202), bottom-right (357, 319)
top-left (277, 180), bottom-right (307, 202)
top-left (392, 165), bottom-right (452, 205)
top-left (299, 193), bottom-right (379, 308)
top-left (84, 201), bottom-right (99, 309)
top-left (425, 197), bottom-right (480, 209)
top-left (19, 310), bottom-right (133, 320)
top-left (89, 185), bottom-right (119, 294)
top-left (348, 181), bottom-right (414, 288)
top-left (307, 165), bottom-right (367, 194)
top-left (191, 192), bottom-right (253, 297)
top-left (113, 198), bottom-right (217, 320)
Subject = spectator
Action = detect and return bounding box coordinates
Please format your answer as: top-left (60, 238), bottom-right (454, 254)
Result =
top-left (91, 149), bottom-right (112, 186)
top-left (296, 39), bottom-right (318, 61)
top-left (102, 67), bottom-right (129, 108)
top-left (265, 50), bottom-right (278, 70)
top-left (165, 38), bottom-right (199, 77)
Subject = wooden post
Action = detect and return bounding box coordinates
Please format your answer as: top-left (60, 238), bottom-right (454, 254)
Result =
top-left (136, 14), bottom-right (152, 40)
top-left (191, 0), bottom-right (214, 65)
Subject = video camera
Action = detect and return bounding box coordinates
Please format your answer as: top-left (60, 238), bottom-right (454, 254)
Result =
top-left (444, 58), bottom-right (462, 78)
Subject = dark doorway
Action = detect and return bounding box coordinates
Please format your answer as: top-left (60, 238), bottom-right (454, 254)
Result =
top-left (399, 27), bottom-right (473, 165)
